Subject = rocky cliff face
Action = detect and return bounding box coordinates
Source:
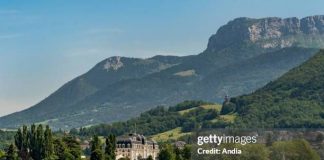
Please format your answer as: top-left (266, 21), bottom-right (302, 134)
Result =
top-left (206, 15), bottom-right (324, 52)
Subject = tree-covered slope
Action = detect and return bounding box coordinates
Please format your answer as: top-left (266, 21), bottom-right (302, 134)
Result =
top-left (230, 50), bottom-right (324, 128)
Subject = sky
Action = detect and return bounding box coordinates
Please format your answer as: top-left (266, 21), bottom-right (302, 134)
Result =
top-left (1, 0), bottom-right (324, 116)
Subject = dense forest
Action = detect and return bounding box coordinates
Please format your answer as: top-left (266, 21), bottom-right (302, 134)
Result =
top-left (229, 50), bottom-right (324, 128)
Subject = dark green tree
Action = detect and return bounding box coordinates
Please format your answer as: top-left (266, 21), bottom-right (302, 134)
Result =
top-left (53, 139), bottom-right (66, 160)
top-left (13, 128), bottom-right (22, 156)
top-left (14, 125), bottom-right (29, 160)
top-left (220, 102), bottom-right (236, 115)
top-left (91, 135), bottom-right (101, 152)
top-left (90, 149), bottom-right (103, 160)
top-left (29, 124), bottom-right (37, 160)
top-left (62, 136), bottom-right (82, 160)
top-left (158, 144), bottom-right (175, 160)
top-left (5, 144), bottom-right (17, 160)
top-left (104, 134), bottom-right (116, 160)
top-left (90, 135), bottom-right (103, 160)
top-left (35, 125), bottom-right (44, 160)
top-left (44, 125), bottom-right (54, 158)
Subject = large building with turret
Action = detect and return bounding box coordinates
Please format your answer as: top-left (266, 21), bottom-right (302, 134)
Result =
top-left (115, 133), bottom-right (159, 160)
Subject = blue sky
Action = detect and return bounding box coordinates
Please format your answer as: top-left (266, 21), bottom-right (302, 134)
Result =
top-left (1, 0), bottom-right (324, 116)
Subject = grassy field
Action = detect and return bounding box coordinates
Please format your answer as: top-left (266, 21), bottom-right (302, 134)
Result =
top-left (178, 107), bottom-right (198, 115)
top-left (211, 114), bottom-right (237, 123)
top-left (200, 104), bottom-right (222, 111)
top-left (178, 104), bottom-right (222, 115)
top-left (150, 127), bottom-right (191, 142)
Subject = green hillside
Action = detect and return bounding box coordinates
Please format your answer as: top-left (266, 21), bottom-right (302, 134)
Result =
top-left (230, 50), bottom-right (324, 128)
top-left (150, 127), bottom-right (191, 142)
top-left (74, 101), bottom-right (229, 140)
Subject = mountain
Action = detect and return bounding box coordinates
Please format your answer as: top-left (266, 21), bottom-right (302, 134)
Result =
top-left (1, 15), bottom-right (324, 129)
top-left (231, 49), bottom-right (324, 128)
top-left (79, 50), bottom-right (324, 137)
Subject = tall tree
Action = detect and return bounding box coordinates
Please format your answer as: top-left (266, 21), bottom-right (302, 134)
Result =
top-left (35, 125), bottom-right (44, 160)
top-left (158, 144), bottom-right (175, 160)
top-left (14, 125), bottom-right (29, 160)
top-left (29, 124), bottom-right (37, 159)
top-left (62, 136), bottom-right (82, 160)
top-left (6, 144), bottom-right (17, 160)
top-left (44, 125), bottom-right (54, 159)
top-left (13, 128), bottom-right (22, 157)
top-left (91, 135), bottom-right (101, 152)
top-left (104, 134), bottom-right (116, 160)
top-left (90, 149), bottom-right (103, 160)
top-left (53, 139), bottom-right (66, 160)
top-left (90, 135), bottom-right (103, 160)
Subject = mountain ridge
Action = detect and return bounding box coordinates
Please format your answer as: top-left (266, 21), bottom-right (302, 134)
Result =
top-left (1, 15), bottom-right (324, 129)
top-left (206, 15), bottom-right (324, 53)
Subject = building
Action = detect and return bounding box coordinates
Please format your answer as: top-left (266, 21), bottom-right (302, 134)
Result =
top-left (115, 133), bottom-right (159, 160)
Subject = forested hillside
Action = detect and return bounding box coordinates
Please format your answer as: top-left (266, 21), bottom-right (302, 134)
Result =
top-left (229, 50), bottom-right (324, 128)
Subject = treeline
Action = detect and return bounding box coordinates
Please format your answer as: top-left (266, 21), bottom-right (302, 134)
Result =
top-left (2, 124), bottom-right (82, 160)
top-left (72, 101), bottom-right (225, 138)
